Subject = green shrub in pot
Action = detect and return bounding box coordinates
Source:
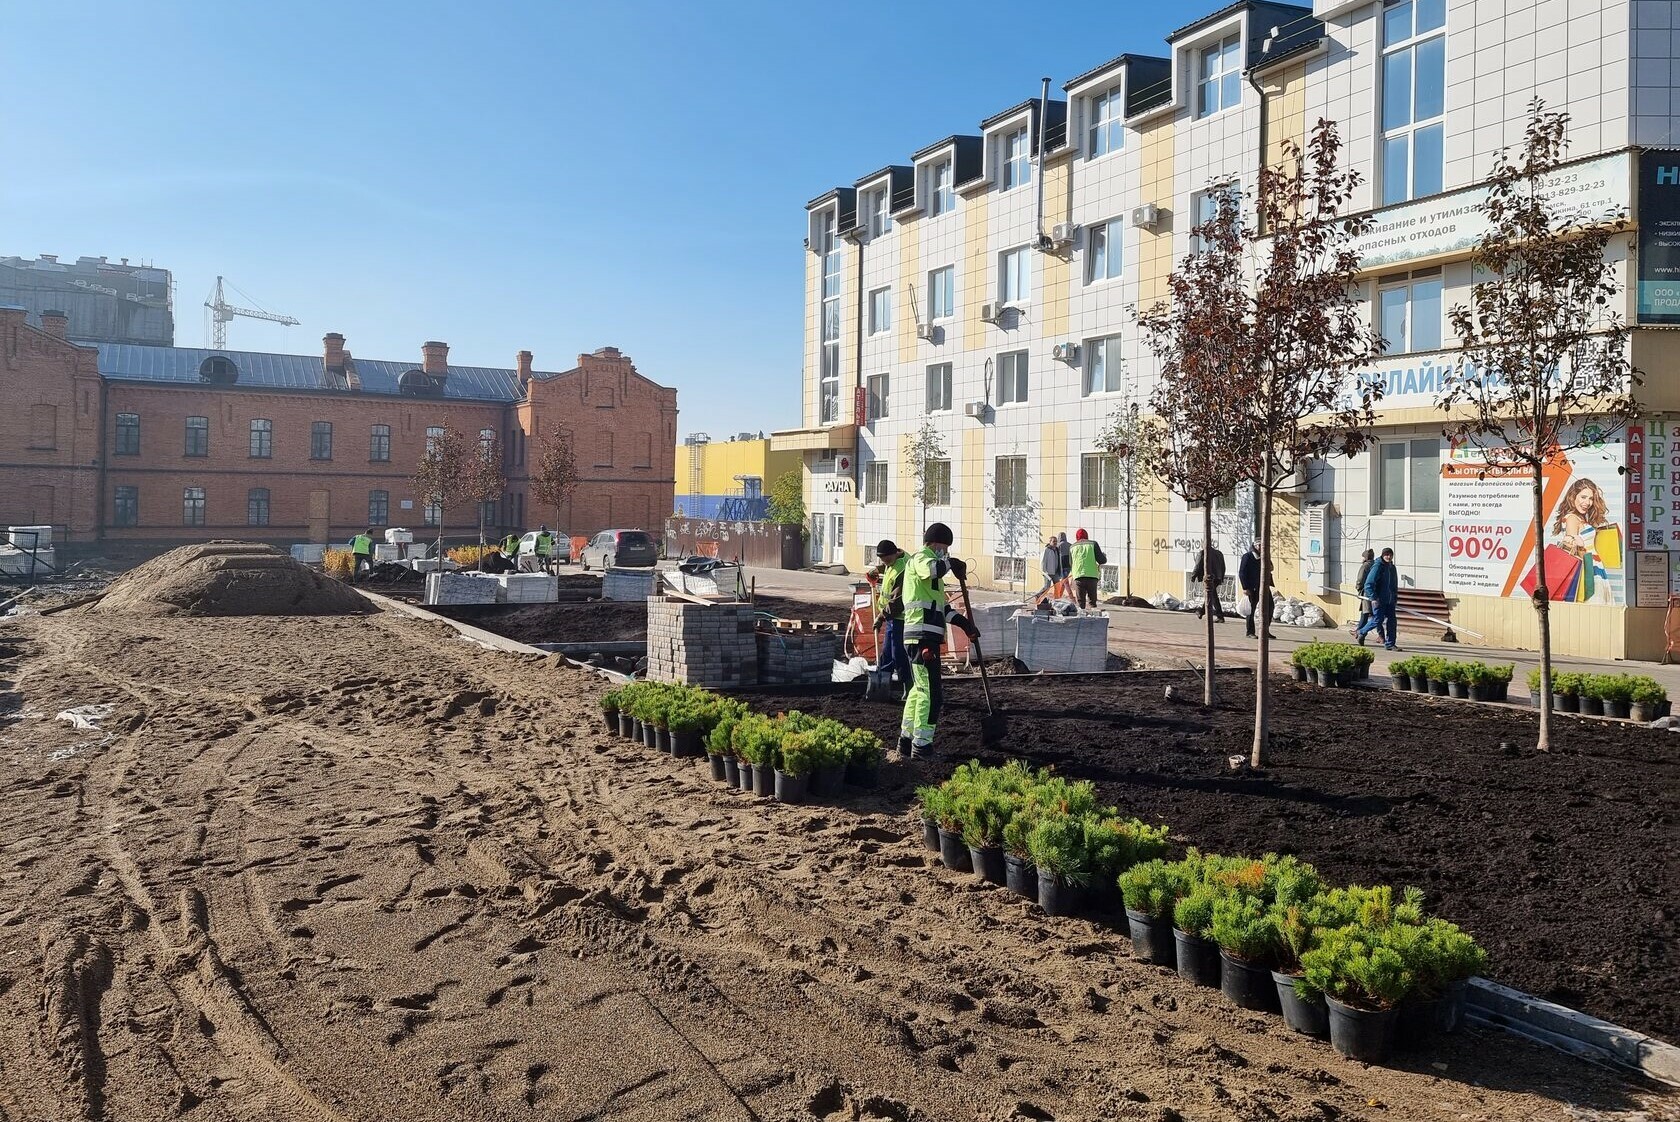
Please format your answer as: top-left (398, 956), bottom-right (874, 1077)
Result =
top-left (1026, 811), bottom-right (1092, 888)
top-left (1118, 858), bottom-right (1189, 919)
top-left (731, 713), bottom-right (781, 771)
top-left (1384, 917), bottom-right (1487, 1000)
top-left (1085, 815), bottom-right (1169, 890)
top-left (778, 731), bottom-right (818, 777)
top-left (1631, 676), bottom-right (1667, 705)
top-left (1552, 671), bottom-right (1582, 698)
top-left (1300, 925), bottom-right (1414, 1010)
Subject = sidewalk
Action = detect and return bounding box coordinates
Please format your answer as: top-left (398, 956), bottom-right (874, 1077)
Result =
top-left (729, 563), bottom-right (1680, 693)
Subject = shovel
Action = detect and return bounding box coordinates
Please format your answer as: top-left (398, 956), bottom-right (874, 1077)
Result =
top-left (952, 565), bottom-right (1006, 745)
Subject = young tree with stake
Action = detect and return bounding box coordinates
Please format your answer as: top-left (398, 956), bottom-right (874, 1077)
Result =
top-left (530, 430), bottom-right (579, 529)
top-left (466, 430), bottom-right (507, 569)
top-left (1439, 100), bottom-right (1637, 753)
top-left (904, 417), bottom-right (948, 524)
top-left (1095, 398), bottom-right (1148, 602)
top-left (414, 422), bottom-right (470, 564)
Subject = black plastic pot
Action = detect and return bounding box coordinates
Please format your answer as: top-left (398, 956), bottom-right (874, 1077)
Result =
top-left (659, 727), bottom-right (675, 753)
top-left (1579, 695), bottom-right (1605, 717)
top-left (1492, 681), bottom-right (1510, 702)
top-left (1341, 669), bottom-right (1362, 687)
top-left (773, 769), bottom-right (808, 803)
top-left (736, 761), bottom-right (754, 792)
top-left (1273, 971), bottom-right (1329, 1038)
top-left (708, 753), bottom-right (728, 782)
top-left (1446, 681), bottom-right (1469, 699)
top-left (1220, 950), bottom-right (1281, 1012)
top-left (845, 760), bottom-right (880, 788)
top-left (632, 717), bottom-right (645, 740)
top-left (619, 712), bottom-right (634, 738)
top-left (1631, 701), bottom-right (1655, 723)
top-left (1174, 930), bottom-right (1221, 987)
top-left (970, 845), bottom-right (1007, 886)
top-left (1662, 699), bottom-right (1673, 718)
top-left (1467, 684), bottom-right (1490, 702)
top-left (723, 756), bottom-right (740, 786)
top-left (1005, 854), bottom-right (1037, 898)
top-left (602, 711), bottom-right (619, 734)
top-left (1390, 674), bottom-right (1410, 692)
top-left (937, 828), bottom-right (971, 872)
top-left (1411, 677), bottom-right (1430, 694)
top-left (921, 817), bottom-right (940, 851)
top-left (1554, 692), bottom-right (1579, 712)
top-left (753, 763), bottom-right (775, 797)
top-left (1326, 996), bottom-right (1395, 1063)
top-left (1292, 665), bottom-right (1308, 682)
top-left (1428, 679), bottom-right (1450, 696)
top-left (1315, 668), bottom-right (1336, 687)
top-left (810, 763), bottom-right (846, 798)
top-left (1037, 868), bottom-right (1082, 916)
top-left (1607, 699), bottom-right (1632, 719)
top-left (1394, 995), bottom-right (1443, 1049)
top-left (642, 723), bottom-right (658, 748)
top-left (1126, 909), bottom-right (1175, 966)
top-left (673, 730), bottom-right (703, 757)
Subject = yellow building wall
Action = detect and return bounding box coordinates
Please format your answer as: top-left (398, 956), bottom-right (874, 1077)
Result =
top-left (898, 217), bottom-right (922, 366)
top-left (962, 192), bottom-right (991, 352)
top-left (1137, 118), bottom-right (1176, 308)
top-left (1039, 163), bottom-right (1071, 339)
top-left (961, 427), bottom-right (987, 563)
top-left (673, 441), bottom-right (800, 501)
top-left (1128, 474), bottom-right (1182, 595)
top-left (1262, 65), bottom-right (1308, 170)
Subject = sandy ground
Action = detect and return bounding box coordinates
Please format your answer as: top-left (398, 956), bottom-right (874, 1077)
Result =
top-left (0, 610), bottom-right (1673, 1122)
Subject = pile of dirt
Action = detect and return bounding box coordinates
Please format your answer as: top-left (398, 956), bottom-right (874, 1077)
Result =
top-left (738, 673), bottom-right (1680, 1043)
top-left (92, 541), bottom-right (371, 617)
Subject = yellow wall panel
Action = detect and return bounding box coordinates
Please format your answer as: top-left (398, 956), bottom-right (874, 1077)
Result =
top-left (898, 219), bottom-right (922, 366)
top-left (1137, 118), bottom-right (1176, 308)
top-left (962, 193), bottom-right (991, 352)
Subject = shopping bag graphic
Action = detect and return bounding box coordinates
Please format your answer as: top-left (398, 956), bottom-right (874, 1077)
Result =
top-left (1519, 545), bottom-right (1583, 600)
top-left (1593, 525), bottom-right (1623, 570)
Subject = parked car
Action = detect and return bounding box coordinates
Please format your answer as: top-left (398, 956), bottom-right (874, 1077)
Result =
top-left (580, 528), bottom-right (658, 569)
top-left (517, 529), bottom-right (571, 564)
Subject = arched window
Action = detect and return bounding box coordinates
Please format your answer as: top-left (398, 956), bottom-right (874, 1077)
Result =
top-left (199, 355), bottom-right (239, 384)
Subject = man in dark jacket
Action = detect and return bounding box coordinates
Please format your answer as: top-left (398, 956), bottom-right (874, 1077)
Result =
top-left (1193, 543), bottom-right (1226, 622)
top-left (1356, 547), bottom-right (1400, 650)
top-left (1032, 536), bottom-right (1063, 604)
top-left (1350, 548), bottom-right (1376, 638)
top-left (1238, 543), bottom-right (1276, 639)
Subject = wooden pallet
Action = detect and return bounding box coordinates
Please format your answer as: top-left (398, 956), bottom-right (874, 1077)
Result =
top-left (767, 618), bottom-right (838, 632)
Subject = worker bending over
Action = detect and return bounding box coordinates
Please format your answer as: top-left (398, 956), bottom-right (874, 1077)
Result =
top-left (900, 522), bottom-right (979, 759)
top-left (348, 528), bottom-right (375, 580)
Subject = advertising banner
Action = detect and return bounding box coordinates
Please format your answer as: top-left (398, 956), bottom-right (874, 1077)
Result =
top-left (1637, 149), bottom-right (1680, 325)
top-left (1441, 442), bottom-right (1627, 605)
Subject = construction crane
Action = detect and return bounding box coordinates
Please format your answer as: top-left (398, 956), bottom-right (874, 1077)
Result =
top-left (204, 276), bottom-right (299, 349)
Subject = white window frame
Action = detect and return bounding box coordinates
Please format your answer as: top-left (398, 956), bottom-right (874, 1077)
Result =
top-left (1191, 182), bottom-right (1239, 252)
top-left (926, 363), bottom-right (953, 412)
top-left (1080, 453), bottom-right (1122, 509)
top-left (929, 266), bottom-right (955, 320)
top-left (1376, 269), bottom-right (1444, 356)
top-left (868, 286), bottom-right (892, 336)
top-left (1085, 218), bottom-right (1124, 285)
top-left (1196, 35), bottom-right (1242, 118)
top-left (999, 246), bottom-right (1032, 305)
top-left (867, 186), bottom-right (892, 237)
top-left (1001, 127), bottom-right (1031, 191)
top-left (929, 160), bottom-right (954, 217)
top-left (1082, 335), bottom-right (1124, 397)
top-left (863, 461), bottom-right (889, 505)
top-left (1375, 436), bottom-right (1442, 514)
top-left (997, 350), bottom-right (1029, 406)
top-left (1087, 86), bottom-right (1125, 159)
top-left (1380, 0), bottom-right (1446, 206)
top-left (866, 372), bottom-right (890, 422)
top-left (818, 210), bottom-right (842, 424)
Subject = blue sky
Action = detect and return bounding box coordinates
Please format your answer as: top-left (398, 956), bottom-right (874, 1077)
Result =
top-left (1, 2), bottom-right (1184, 437)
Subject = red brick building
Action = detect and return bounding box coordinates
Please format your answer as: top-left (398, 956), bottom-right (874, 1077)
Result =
top-left (0, 305), bottom-right (677, 548)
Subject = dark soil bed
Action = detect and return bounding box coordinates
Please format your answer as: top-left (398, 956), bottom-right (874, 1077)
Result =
top-left (447, 593), bottom-right (852, 645)
top-left (734, 671), bottom-right (1680, 1043)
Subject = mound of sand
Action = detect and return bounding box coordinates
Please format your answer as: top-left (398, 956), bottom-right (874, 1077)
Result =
top-left (93, 541), bottom-right (371, 617)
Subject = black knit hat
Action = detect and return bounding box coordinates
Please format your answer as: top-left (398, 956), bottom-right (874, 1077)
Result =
top-left (876, 539), bottom-right (899, 557)
top-left (923, 522), bottom-right (954, 546)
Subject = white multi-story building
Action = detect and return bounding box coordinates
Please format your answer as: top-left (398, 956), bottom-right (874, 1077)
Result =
top-left (776, 0), bottom-right (1680, 658)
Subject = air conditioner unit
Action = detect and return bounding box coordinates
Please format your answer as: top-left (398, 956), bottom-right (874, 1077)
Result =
top-left (979, 301), bottom-right (1002, 323)
top-left (1051, 342), bottom-right (1079, 362)
top-left (1051, 222), bottom-right (1078, 247)
top-left (1277, 463), bottom-right (1311, 492)
top-left (963, 400), bottom-right (988, 418)
top-left (1131, 203), bottom-right (1162, 230)
top-left (915, 323), bottom-right (935, 341)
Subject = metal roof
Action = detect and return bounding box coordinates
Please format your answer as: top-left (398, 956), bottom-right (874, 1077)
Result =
top-left (90, 342), bottom-right (525, 403)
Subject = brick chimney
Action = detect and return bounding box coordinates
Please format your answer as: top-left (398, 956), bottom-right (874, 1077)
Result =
top-left (323, 331), bottom-right (346, 368)
top-left (421, 340), bottom-right (449, 376)
top-left (516, 350), bottom-right (533, 388)
top-left (40, 310), bottom-right (68, 338)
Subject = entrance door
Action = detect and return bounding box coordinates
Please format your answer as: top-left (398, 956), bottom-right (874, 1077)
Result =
top-left (308, 490), bottom-right (331, 543)
top-left (828, 513), bottom-right (845, 566)
top-left (809, 515), bottom-right (825, 565)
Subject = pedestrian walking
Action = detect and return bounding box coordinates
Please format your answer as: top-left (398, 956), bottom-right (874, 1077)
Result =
top-left (1239, 542), bottom-right (1277, 639)
top-left (1193, 542), bottom-right (1226, 622)
top-left (1068, 529), bottom-right (1106, 610)
top-left (1032, 536), bottom-right (1063, 603)
top-left (1057, 532), bottom-right (1072, 581)
top-left (899, 523), bottom-right (979, 758)
top-left (1356, 547), bottom-right (1401, 650)
top-left (1349, 548), bottom-right (1376, 638)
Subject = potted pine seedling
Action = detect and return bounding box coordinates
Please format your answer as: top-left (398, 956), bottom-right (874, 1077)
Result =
top-left (1487, 664), bottom-right (1513, 703)
top-left (963, 789), bottom-right (1012, 886)
top-left (1630, 676), bottom-right (1665, 723)
top-left (1526, 667), bottom-right (1548, 710)
top-left (807, 721), bottom-right (850, 797)
top-left (750, 730), bottom-right (779, 797)
top-left (1085, 815), bottom-right (1169, 913)
top-left (1289, 646), bottom-right (1311, 683)
top-left (1388, 656), bottom-right (1413, 692)
top-left (1462, 663), bottom-right (1491, 703)
top-left (1001, 803), bottom-right (1041, 900)
top-left (1424, 658), bottom-right (1451, 697)
top-left (1172, 876), bottom-right (1225, 988)
top-left (915, 785), bottom-right (945, 852)
top-left (933, 781), bottom-right (972, 873)
top-left (1601, 674), bottom-right (1634, 719)
top-left (669, 701), bottom-right (706, 758)
top-left (1353, 646), bottom-right (1375, 682)
top-left (1210, 893), bottom-right (1283, 1013)
top-left (1552, 671), bottom-right (1582, 713)
top-left (1441, 661), bottom-right (1469, 700)
top-left (1027, 811), bottom-right (1090, 916)
top-left (706, 715), bottom-right (735, 783)
top-left (730, 713), bottom-right (773, 793)
top-left (844, 728), bottom-right (884, 788)
top-left (1389, 917), bottom-right (1487, 1047)
top-left (774, 731), bottom-right (814, 803)
top-left (1300, 925), bottom-right (1414, 1063)
top-left (1578, 673), bottom-right (1607, 717)
top-left (1118, 858), bottom-right (1185, 966)
top-left (1270, 902), bottom-right (1331, 1038)
top-left (600, 688), bottom-right (623, 735)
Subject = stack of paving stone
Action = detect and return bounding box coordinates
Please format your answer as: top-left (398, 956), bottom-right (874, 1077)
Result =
top-left (424, 572), bottom-right (499, 606)
top-left (496, 573), bottom-right (558, 603)
top-left (646, 595), bottom-right (759, 687)
top-left (1015, 612), bottom-right (1110, 672)
top-left (966, 601), bottom-right (1024, 659)
top-left (602, 568), bottom-right (657, 601)
top-left (756, 625), bottom-right (841, 685)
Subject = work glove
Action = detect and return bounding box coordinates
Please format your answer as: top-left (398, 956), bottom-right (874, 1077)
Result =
top-left (873, 616), bottom-right (883, 631)
top-left (947, 556), bottom-right (968, 581)
top-left (960, 618), bottom-right (980, 642)
top-left (917, 645), bottom-right (940, 665)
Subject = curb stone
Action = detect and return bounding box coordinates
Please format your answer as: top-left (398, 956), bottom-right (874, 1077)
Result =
top-left (1468, 978), bottom-right (1679, 1087)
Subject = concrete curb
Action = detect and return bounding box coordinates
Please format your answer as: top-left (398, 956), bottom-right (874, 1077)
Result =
top-left (1468, 978), bottom-right (1680, 1087)
top-left (360, 590), bottom-right (550, 656)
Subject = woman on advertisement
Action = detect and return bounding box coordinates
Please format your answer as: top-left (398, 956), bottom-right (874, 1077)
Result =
top-left (1551, 477), bottom-right (1619, 605)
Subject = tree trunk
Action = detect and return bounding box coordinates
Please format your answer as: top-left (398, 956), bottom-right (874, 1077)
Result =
top-left (1251, 485), bottom-right (1274, 768)
top-left (477, 508), bottom-right (487, 572)
top-left (1125, 461), bottom-right (1135, 600)
top-left (1532, 468), bottom-right (1553, 752)
top-left (1203, 500), bottom-right (1217, 707)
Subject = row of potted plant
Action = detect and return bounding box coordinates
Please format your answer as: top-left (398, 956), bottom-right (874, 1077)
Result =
top-left (1289, 642), bottom-right (1377, 687)
top-left (1387, 657), bottom-right (1515, 702)
top-left (600, 682), bottom-right (885, 802)
top-left (915, 761), bottom-right (1170, 916)
top-left (1118, 852), bottom-right (1486, 1063)
top-left (1523, 668), bottom-right (1668, 720)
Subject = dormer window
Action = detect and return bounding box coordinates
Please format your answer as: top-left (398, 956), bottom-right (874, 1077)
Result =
top-left (866, 187), bottom-right (892, 237)
top-left (198, 355), bottom-right (238, 384)
top-left (1197, 35), bottom-right (1242, 118)
top-left (1001, 128), bottom-right (1031, 191)
top-left (1087, 86), bottom-right (1125, 158)
top-left (928, 161), bottom-right (954, 216)
top-left (399, 368), bottom-right (442, 396)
